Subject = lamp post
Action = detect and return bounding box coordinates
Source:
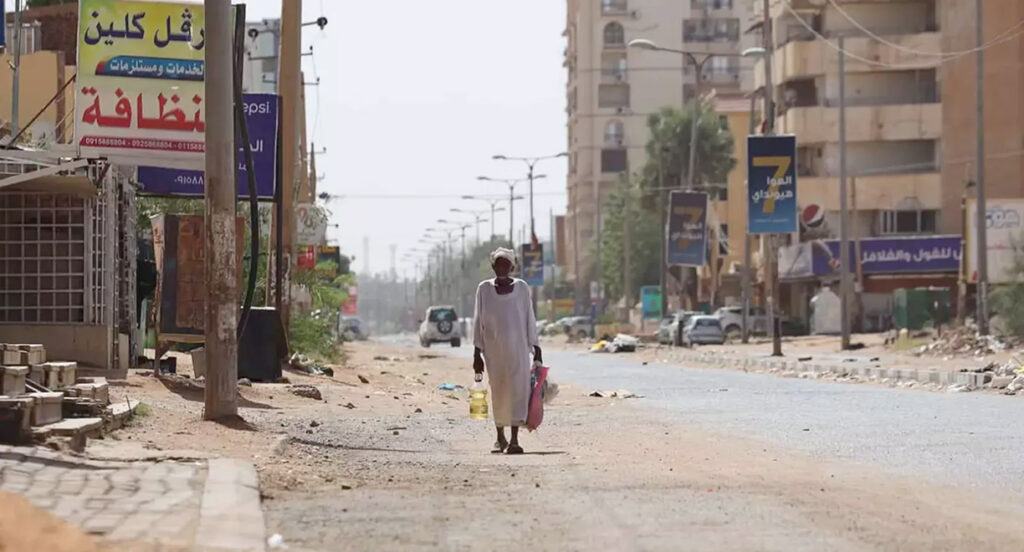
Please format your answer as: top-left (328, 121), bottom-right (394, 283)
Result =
top-left (450, 208), bottom-right (490, 245)
top-left (462, 195), bottom-right (513, 240)
top-left (491, 153), bottom-right (567, 245)
top-left (477, 176), bottom-right (540, 248)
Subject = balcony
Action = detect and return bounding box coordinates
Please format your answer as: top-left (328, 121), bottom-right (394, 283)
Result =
top-left (798, 172), bottom-right (941, 211)
top-left (754, 32), bottom-right (941, 87)
top-left (778, 103), bottom-right (941, 143)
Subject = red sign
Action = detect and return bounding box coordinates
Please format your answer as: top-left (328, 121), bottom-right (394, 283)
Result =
top-left (297, 246), bottom-right (316, 270)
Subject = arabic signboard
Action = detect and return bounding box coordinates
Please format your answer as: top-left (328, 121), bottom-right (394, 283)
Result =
top-left (778, 236), bottom-right (962, 280)
top-left (76, 1), bottom-right (207, 165)
top-left (520, 243), bottom-right (544, 287)
top-left (965, 198), bottom-right (1024, 284)
top-left (667, 190), bottom-right (708, 267)
top-left (641, 286), bottom-right (662, 320)
top-left (137, 94), bottom-right (279, 198)
top-left (748, 135), bottom-right (798, 234)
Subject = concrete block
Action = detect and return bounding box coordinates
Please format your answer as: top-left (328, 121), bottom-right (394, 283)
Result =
top-left (989, 375), bottom-right (1014, 389)
top-left (28, 392), bottom-right (63, 426)
top-left (17, 345), bottom-right (45, 365)
top-left (0, 366), bottom-right (28, 396)
top-left (1, 345), bottom-right (21, 366)
top-left (49, 362), bottom-right (77, 389)
top-left (29, 364), bottom-right (59, 390)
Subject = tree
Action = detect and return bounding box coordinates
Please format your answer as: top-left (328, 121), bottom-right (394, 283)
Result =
top-left (640, 104), bottom-right (736, 194)
top-left (596, 183), bottom-right (661, 306)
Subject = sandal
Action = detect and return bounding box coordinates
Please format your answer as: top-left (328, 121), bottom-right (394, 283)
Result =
top-left (506, 444), bottom-right (524, 455)
top-left (492, 441), bottom-right (508, 454)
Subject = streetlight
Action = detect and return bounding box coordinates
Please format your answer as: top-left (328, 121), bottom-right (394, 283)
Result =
top-left (450, 208), bottom-right (490, 245)
top-left (462, 195), bottom-right (514, 240)
top-left (491, 153), bottom-right (567, 245)
top-left (477, 176), bottom-right (544, 247)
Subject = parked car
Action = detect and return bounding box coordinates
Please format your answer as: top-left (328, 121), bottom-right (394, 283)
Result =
top-left (418, 306), bottom-right (462, 348)
top-left (656, 317), bottom-right (675, 345)
top-left (714, 306), bottom-right (769, 340)
top-left (564, 316), bottom-right (594, 340)
top-left (338, 316), bottom-right (368, 341)
top-left (667, 311), bottom-right (701, 346)
top-left (681, 315), bottom-right (726, 347)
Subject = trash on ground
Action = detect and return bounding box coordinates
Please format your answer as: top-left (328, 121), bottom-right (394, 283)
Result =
top-left (358, 374), bottom-right (370, 384)
top-left (288, 384), bottom-right (323, 400)
top-left (267, 533), bottom-right (287, 549)
top-left (437, 383), bottom-right (466, 391)
top-left (912, 324), bottom-right (1015, 357)
top-left (589, 389), bottom-right (642, 399)
top-left (591, 334), bottom-right (639, 353)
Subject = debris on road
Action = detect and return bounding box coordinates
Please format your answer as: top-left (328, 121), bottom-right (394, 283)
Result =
top-left (589, 389), bottom-right (642, 399)
top-left (913, 325), bottom-right (1015, 357)
top-left (437, 383), bottom-right (466, 391)
top-left (267, 534), bottom-right (287, 549)
top-left (288, 385), bottom-right (323, 401)
top-left (591, 334), bottom-right (640, 353)
top-left (358, 374), bottom-right (370, 384)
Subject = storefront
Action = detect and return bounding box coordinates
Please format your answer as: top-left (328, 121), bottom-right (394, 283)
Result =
top-left (779, 235), bottom-right (961, 332)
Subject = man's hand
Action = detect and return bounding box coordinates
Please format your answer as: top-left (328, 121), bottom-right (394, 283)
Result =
top-left (473, 348), bottom-right (485, 374)
top-left (533, 346), bottom-right (543, 365)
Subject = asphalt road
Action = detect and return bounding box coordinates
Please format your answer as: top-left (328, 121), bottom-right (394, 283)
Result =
top-left (391, 334), bottom-right (1024, 495)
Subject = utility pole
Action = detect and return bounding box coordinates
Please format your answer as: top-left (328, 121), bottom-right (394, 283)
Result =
top-left (741, 94), bottom-right (757, 344)
top-left (975, 0), bottom-right (989, 335)
top-left (761, 0), bottom-right (782, 357)
top-left (10, 0), bottom-right (23, 140)
top-left (838, 35), bottom-right (852, 350)
top-left (279, 0), bottom-right (303, 330)
top-left (203, 0), bottom-right (238, 420)
top-left (623, 179), bottom-right (632, 323)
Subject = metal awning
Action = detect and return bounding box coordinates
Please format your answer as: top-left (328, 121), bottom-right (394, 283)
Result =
top-left (0, 149), bottom-right (100, 196)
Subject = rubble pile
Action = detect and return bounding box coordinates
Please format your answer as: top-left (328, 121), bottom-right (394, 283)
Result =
top-left (913, 326), bottom-right (1015, 357)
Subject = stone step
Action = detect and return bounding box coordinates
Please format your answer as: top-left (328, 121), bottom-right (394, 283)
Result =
top-left (37, 417), bottom-right (103, 452)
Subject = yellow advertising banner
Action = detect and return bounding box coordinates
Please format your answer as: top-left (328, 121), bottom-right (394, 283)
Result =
top-left (76, 0), bottom-right (206, 165)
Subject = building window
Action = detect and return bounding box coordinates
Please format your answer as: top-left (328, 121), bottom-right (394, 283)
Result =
top-left (604, 22), bottom-right (625, 47)
top-left (598, 84), bottom-right (630, 108)
top-left (601, 149), bottom-right (628, 173)
top-left (602, 0), bottom-right (628, 14)
top-left (683, 18), bottom-right (740, 42)
top-left (879, 210), bottom-right (937, 235)
top-left (692, 0), bottom-right (733, 8)
top-left (604, 120), bottom-right (625, 146)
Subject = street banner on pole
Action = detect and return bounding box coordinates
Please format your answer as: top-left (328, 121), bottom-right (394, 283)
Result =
top-left (295, 203), bottom-right (328, 246)
top-left (76, 1), bottom-right (207, 166)
top-left (137, 94), bottom-right (279, 198)
top-left (520, 243), bottom-right (544, 287)
top-left (0, 0), bottom-right (5, 48)
top-left (748, 135), bottom-right (798, 234)
top-left (667, 190), bottom-right (709, 267)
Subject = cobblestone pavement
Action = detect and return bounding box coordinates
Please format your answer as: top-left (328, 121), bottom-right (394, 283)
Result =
top-left (0, 445), bottom-right (206, 550)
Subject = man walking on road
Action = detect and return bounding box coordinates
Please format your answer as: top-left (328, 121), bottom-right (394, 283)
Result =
top-left (473, 248), bottom-right (542, 454)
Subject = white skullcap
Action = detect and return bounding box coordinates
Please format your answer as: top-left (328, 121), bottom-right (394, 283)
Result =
top-left (490, 247), bottom-right (517, 267)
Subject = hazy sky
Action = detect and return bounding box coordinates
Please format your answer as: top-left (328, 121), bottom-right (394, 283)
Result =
top-left (243, 0), bottom-right (569, 275)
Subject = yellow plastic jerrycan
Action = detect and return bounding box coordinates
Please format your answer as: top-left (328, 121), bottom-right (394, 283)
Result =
top-left (469, 373), bottom-right (488, 420)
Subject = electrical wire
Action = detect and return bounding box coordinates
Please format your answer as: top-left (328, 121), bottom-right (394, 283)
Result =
top-left (781, 0), bottom-right (1024, 69)
top-left (825, 0), bottom-right (1024, 58)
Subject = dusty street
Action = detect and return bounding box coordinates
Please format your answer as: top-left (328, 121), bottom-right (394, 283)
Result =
top-left (101, 339), bottom-right (1024, 551)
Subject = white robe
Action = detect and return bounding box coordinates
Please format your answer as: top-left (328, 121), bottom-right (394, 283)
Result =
top-left (473, 278), bottom-right (538, 427)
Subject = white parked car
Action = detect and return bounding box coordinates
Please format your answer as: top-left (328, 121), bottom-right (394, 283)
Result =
top-left (418, 306), bottom-right (462, 348)
top-left (714, 306), bottom-right (769, 340)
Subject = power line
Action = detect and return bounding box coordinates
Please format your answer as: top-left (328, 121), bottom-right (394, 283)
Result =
top-left (781, 0), bottom-right (1024, 69)
top-left (825, 0), bottom-right (1024, 58)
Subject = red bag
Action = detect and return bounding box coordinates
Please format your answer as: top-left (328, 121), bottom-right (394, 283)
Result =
top-left (526, 364), bottom-right (549, 431)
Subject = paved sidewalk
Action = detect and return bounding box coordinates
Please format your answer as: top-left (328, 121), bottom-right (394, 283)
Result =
top-left (0, 445), bottom-right (265, 551)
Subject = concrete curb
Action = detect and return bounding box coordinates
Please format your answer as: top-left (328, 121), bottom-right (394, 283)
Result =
top-left (670, 351), bottom-right (994, 391)
top-left (194, 458), bottom-right (266, 552)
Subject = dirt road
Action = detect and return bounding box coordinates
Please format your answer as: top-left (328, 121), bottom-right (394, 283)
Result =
top-left (106, 340), bottom-right (1024, 551)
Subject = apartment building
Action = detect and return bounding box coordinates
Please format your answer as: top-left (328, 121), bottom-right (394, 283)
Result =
top-left (754, 0), bottom-right (944, 242)
top-left (563, 0), bottom-right (754, 292)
